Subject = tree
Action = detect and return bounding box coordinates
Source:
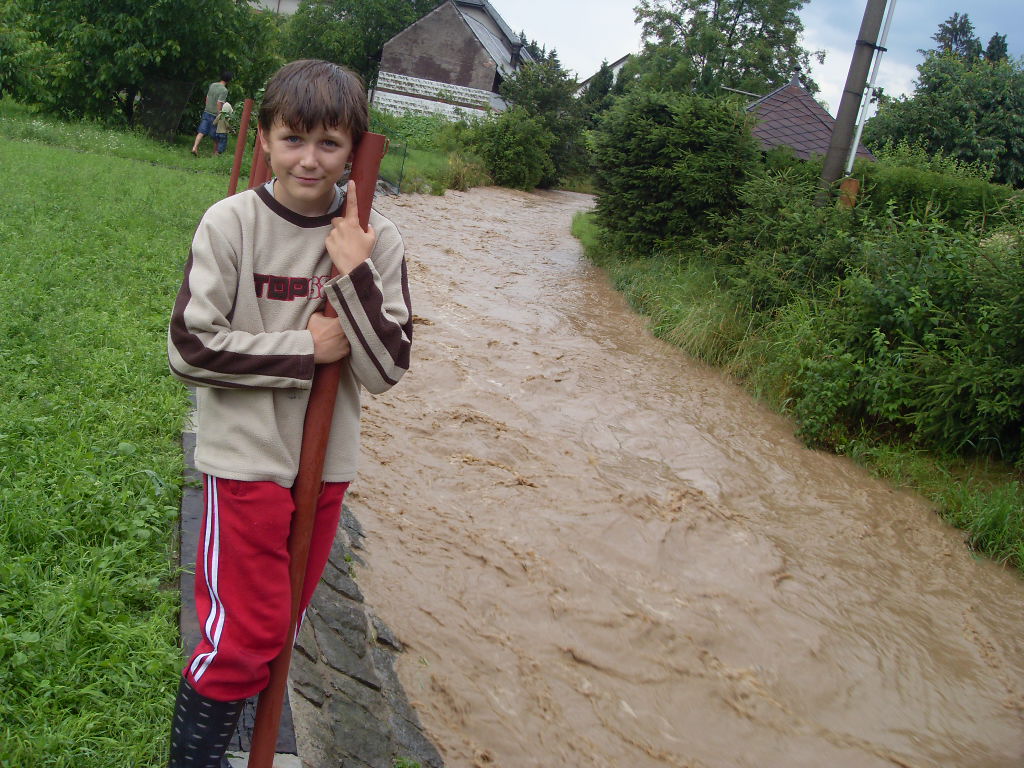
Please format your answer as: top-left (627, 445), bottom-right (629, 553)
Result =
top-left (473, 107), bottom-right (555, 190)
top-left (0, 0), bottom-right (54, 101)
top-left (985, 33), bottom-right (1009, 63)
top-left (625, 0), bottom-right (823, 97)
top-left (283, 0), bottom-right (441, 81)
top-left (863, 52), bottom-right (1024, 187)
top-left (578, 59), bottom-right (616, 125)
top-left (23, 0), bottom-right (281, 125)
top-left (592, 90), bottom-right (760, 257)
top-left (227, 10), bottom-right (287, 101)
top-left (516, 31), bottom-right (547, 62)
top-left (499, 54), bottom-right (589, 186)
top-left (932, 12), bottom-right (982, 59)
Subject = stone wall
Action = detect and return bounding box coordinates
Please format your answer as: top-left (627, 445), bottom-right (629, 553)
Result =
top-left (372, 71), bottom-right (495, 119)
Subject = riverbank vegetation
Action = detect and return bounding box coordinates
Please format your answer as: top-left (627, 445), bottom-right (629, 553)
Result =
top-left (566, 8), bottom-right (1023, 573)
top-left (574, 87), bottom-right (1023, 572)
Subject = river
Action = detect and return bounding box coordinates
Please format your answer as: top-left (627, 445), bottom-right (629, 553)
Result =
top-left (350, 186), bottom-right (1024, 768)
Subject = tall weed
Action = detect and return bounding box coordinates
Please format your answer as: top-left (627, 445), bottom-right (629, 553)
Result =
top-left (871, 138), bottom-right (996, 181)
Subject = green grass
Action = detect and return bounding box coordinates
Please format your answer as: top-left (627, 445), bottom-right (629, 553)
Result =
top-left (0, 100), bottom-right (480, 198)
top-left (572, 210), bottom-right (1024, 574)
top-left (0, 123), bottom-right (227, 765)
top-left (0, 99), bottom-right (251, 180)
top-left (388, 144), bottom-right (450, 194)
top-left (556, 175), bottom-right (599, 195)
top-left (842, 442), bottom-right (1024, 567)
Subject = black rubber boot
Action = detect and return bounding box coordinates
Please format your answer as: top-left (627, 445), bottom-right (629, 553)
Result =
top-left (167, 676), bottom-right (244, 768)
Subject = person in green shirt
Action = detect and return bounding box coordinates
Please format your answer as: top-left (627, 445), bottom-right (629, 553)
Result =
top-left (191, 71), bottom-right (232, 157)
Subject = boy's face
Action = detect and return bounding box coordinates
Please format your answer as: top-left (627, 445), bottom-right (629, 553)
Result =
top-left (260, 119), bottom-right (353, 217)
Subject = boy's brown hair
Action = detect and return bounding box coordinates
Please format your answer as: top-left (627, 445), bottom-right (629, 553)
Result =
top-left (259, 59), bottom-right (368, 145)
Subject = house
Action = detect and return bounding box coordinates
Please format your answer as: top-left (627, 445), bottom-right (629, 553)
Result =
top-left (575, 53), bottom-right (631, 97)
top-left (745, 77), bottom-right (873, 161)
top-left (373, 0), bottom-right (536, 119)
top-left (253, 0), bottom-right (300, 14)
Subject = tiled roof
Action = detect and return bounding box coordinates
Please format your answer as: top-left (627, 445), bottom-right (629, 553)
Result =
top-left (746, 78), bottom-right (873, 161)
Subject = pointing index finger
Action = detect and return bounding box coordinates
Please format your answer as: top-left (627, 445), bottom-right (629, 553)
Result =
top-left (345, 180), bottom-right (359, 223)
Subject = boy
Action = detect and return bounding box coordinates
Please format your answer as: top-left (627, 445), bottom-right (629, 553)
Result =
top-left (166, 59), bottom-right (411, 767)
top-left (191, 70), bottom-right (232, 157)
top-left (212, 101), bottom-right (233, 156)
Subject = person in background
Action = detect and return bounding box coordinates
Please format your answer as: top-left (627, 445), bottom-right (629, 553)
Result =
top-left (191, 71), bottom-right (232, 157)
top-left (212, 101), bottom-right (234, 156)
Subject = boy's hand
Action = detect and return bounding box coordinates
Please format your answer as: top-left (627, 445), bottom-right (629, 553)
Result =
top-left (325, 181), bottom-right (376, 276)
top-left (307, 312), bottom-right (351, 363)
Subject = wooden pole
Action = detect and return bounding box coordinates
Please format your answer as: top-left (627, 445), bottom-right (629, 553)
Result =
top-left (248, 128), bottom-right (272, 190)
top-left (246, 132), bottom-right (389, 768)
top-left (839, 177), bottom-right (860, 208)
top-left (227, 98), bottom-right (255, 197)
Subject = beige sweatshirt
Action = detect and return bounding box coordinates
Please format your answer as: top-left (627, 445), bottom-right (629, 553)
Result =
top-left (168, 183), bottom-right (411, 486)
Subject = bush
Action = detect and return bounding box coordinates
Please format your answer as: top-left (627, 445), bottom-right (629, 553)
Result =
top-left (368, 108), bottom-right (454, 151)
top-left (789, 212), bottom-right (1024, 461)
top-left (708, 168), bottom-right (863, 311)
top-left (0, 2), bottom-right (55, 101)
top-left (856, 160), bottom-right (1020, 230)
top-left (472, 107), bottom-right (554, 191)
top-left (434, 116), bottom-right (482, 154)
top-left (760, 145), bottom-right (821, 179)
top-left (499, 56), bottom-right (588, 188)
top-left (592, 90), bottom-right (760, 258)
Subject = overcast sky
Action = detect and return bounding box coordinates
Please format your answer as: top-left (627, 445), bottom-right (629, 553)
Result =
top-left (498, 0), bottom-right (1023, 116)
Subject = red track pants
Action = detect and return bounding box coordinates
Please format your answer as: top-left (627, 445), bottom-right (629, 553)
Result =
top-left (184, 475), bottom-right (348, 701)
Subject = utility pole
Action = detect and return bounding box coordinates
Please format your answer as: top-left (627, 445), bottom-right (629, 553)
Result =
top-left (846, 0), bottom-right (897, 176)
top-left (819, 0), bottom-right (888, 192)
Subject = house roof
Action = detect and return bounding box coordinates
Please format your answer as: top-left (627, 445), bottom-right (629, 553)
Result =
top-left (453, 0), bottom-right (535, 76)
top-left (745, 77), bottom-right (873, 161)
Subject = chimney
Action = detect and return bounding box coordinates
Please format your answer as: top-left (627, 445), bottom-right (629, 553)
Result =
top-left (511, 41), bottom-right (524, 68)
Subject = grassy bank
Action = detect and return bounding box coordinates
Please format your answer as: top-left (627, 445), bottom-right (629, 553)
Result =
top-left (0, 100), bottom-right (247, 177)
top-left (0, 130), bottom-right (226, 764)
top-left (371, 108), bottom-right (490, 195)
top-left (572, 210), bottom-right (1024, 574)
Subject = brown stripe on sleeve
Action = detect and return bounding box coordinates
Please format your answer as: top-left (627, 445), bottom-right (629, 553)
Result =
top-left (400, 257), bottom-right (413, 345)
top-left (346, 260), bottom-right (412, 370)
top-left (167, 360), bottom-right (253, 389)
top-left (170, 250), bottom-right (315, 382)
top-left (333, 282), bottom-right (399, 387)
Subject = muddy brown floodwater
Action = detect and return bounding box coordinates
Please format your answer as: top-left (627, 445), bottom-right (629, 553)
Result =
top-left (351, 187), bottom-right (1024, 768)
